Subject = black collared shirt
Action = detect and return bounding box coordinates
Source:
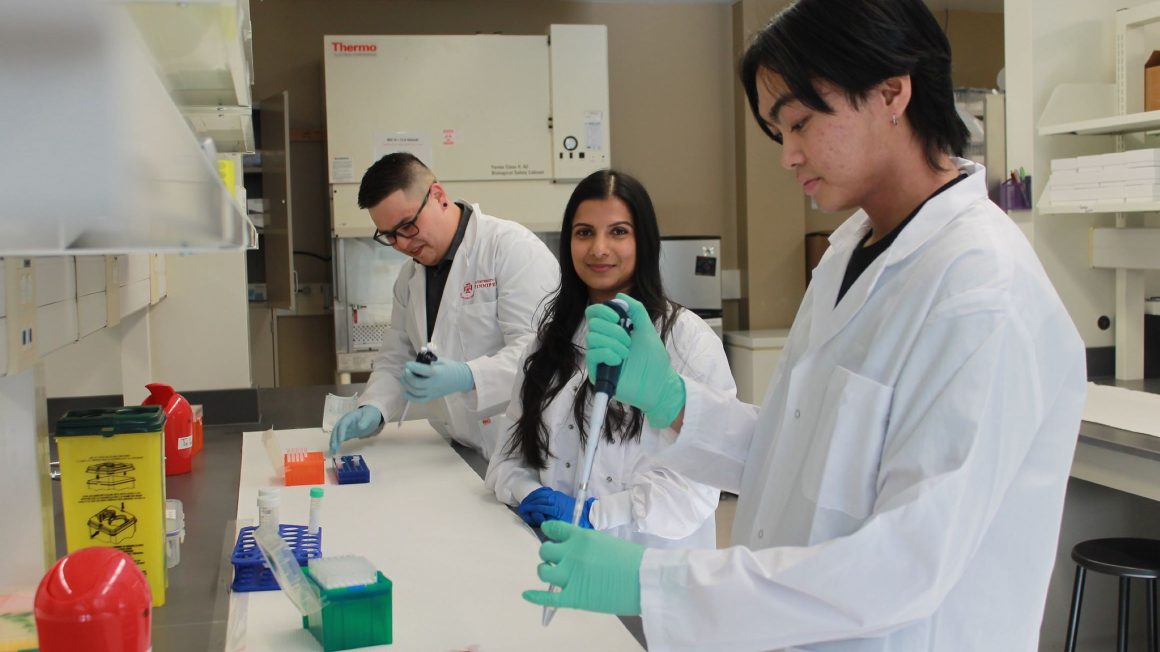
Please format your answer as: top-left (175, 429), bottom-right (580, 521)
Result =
top-left (425, 201), bottom-right (473, 340)
top-left (836, 174), bottom-right (967, 306)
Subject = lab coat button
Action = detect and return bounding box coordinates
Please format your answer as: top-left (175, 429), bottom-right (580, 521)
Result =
top-left (758, 529), bottom-right (764, 539)
top-left (606, 475), bottom-right (613, 482)
top-left (568, 424), bottom-right (574, 430)
top-left (794, 409), bottom-right (801, 419)
top-left (565, 462), bottom-right (571, 468)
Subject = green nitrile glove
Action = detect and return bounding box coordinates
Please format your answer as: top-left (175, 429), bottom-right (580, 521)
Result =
top-left (584, 293), bottom-right (685, 428)
top-left (522, 520), bottom-right (644, 616)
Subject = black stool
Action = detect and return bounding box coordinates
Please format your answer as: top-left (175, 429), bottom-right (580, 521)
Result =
top-left (1065, 538), bottom-right (1160, 652)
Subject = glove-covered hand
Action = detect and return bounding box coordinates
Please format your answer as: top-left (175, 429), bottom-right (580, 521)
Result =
top-left (400, 359), bottom-right (474, 402)
top-left (517, 487), bottom-right (595, 529)
top-left (327, 405), bottom-right (383, 456)
top-left (585, 293), bottom-right (685, 428)
top-left (522, 521), bottom-right (644, 616)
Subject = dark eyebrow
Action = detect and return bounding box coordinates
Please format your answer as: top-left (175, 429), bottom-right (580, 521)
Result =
top-left (769, 93), bottom-right (798, 126)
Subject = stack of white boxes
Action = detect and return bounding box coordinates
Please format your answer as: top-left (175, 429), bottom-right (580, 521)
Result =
top-left (1046, 149), bottom-right (1160, 208)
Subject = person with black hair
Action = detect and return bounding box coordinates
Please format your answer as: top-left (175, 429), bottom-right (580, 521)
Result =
top-left (485, 169), bottom-right (733, 549)
top-left (523, 0), bottom-right (1087, 649)
top-left (329, 152), bottom-right (558, 460)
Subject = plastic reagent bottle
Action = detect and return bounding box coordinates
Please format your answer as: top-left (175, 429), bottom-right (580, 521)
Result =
top-left (308, 486), bottom-right (324, 535)
top-left (258, 487), bottom-right (281, 532)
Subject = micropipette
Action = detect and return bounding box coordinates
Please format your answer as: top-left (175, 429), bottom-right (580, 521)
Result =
top-left (542, 298), bottom-right (633, 627)
top-left (398, 343), bottom-right (438, 427)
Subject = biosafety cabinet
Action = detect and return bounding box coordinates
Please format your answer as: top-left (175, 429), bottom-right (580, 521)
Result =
top-left (324, 25), bottom-right (610, 378)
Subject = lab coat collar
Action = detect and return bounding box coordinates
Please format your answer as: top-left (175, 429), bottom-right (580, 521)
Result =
top-left (809, 159), bottom-right (986, 352)
top-left (426, 203), bottom-right (483, 350)
top-left (406, 203), bottom-right (484, 350)
top-left (826, 158), bottom-right (984, 260)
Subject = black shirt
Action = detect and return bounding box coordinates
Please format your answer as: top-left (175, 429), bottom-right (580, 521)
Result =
top-left (424, 201), bottom-right (473, 340)
top-left (835, 174), bottom-right (967, 306)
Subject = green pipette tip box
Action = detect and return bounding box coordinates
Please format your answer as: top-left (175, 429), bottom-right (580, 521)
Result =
top-left (301, 568), bottom-right (393, 651)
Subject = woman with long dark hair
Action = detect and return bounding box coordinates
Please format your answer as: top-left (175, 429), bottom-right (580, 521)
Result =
top-left (485, 169), bottom-right (734, 549)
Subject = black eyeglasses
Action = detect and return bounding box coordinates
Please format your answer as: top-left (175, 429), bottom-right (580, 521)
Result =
top-left (373, 184), bottom-right (433, 246)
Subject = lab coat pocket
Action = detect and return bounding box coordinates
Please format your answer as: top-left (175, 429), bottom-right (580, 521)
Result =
top-left (800, 366), bottom-right (893, 520)
top-left (459, 300), bottom-right (501, 356)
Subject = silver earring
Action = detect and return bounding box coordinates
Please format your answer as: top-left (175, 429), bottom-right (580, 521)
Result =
top-left (891, 114), bottom-right (898, 126)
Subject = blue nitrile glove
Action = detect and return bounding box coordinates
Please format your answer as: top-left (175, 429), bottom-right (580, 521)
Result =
top-left (517, 487), bottom-right (596, 529)
top-left (328, 405), bottom-right (383, 456)
top-left (585, 293), bottom-right (685, 428)
top-left (400, 359), bottom-right (474, 402)
top-left (522, 520), bottom-right (644, 616)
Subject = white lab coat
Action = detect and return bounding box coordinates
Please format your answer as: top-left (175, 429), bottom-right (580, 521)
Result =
top-left (638, 161), bottom-right (1087, 651)
top-left (486, 309), bottom-right (735, 549)
top-left (359, 205), bottom-right (559, 459)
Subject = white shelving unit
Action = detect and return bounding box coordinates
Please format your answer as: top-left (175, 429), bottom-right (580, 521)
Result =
top-left (0, 0), bottom-right (256, 591)
top-left (1036, 0), bottom-right (1160, 379)
top-left (1039, 199), bottom-right (1160, 214)
top-left (0, 0), bottom-right (256, 255)
top-left (123, 0), bottom-right (255, 153)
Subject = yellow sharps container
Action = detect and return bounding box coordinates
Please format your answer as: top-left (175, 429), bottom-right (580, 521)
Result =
top-left (55, 406), bottom-right (168, 607)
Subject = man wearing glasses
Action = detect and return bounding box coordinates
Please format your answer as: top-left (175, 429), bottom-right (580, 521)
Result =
top-left (328, 152), bottom-right (559, 460)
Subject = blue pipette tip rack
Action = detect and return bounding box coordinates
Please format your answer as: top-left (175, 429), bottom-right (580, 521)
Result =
top-left (230, 524), bottom-right (323, 592)
top-left (334, 455), bottom-right (370, 484)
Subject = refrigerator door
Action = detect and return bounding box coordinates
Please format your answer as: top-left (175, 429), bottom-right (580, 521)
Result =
top-left (659, 237), bottom-right (722, 313)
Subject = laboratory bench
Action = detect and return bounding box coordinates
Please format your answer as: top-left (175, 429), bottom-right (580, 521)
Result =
top-left (46, 384), bottom-right (646, 651)
top-left (1073, 378), bottom-right (1160, 502)
top-left (46, 380), bottom-right (1160, 650)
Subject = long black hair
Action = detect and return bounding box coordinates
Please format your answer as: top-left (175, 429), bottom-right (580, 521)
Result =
top-left (740, 0), bottom-right (967, 171)
top-left (507, 169), bottom-right (679, 469)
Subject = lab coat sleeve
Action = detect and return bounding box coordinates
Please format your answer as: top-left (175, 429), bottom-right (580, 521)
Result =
top-left (463, 234), bottom-right (559, 416)
top-left (639, 290), bottom-right (1086, 651)
top-left (647, 377), bottom-right (760, 496)
top-left (483, 341), bottom-right (544, 506)
top-left (357, 269), bottom-right (417, 425)
top-left (592, 313), bottom-right (738, 539)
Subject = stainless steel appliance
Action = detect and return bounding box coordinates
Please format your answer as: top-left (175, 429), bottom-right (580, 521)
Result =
top-left (659, 236), bottom-right (722, 337)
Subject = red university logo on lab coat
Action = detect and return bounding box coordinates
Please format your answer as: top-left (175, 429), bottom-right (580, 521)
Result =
top-left (460, 278), bottom-right (496, 300)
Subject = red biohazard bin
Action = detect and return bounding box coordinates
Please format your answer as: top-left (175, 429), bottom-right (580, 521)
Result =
top-left (142, 383), bottom-right (193, 476)
top-left (34, 547), bottom-right (152, 652)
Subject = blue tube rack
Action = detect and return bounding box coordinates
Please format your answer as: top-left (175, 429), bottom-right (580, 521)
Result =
top-left (334, 455), bottom-right (370, 484)
top-left (230, 524), bottom-right (322, 592)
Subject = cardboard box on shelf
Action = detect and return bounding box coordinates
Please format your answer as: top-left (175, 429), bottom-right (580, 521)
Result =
top-left (1146, 51), bottom-right (1160, 111)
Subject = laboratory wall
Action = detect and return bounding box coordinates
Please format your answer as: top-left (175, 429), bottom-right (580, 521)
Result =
top-left (149, 253), bottom-right (251, 395)
top-left (42, 253), bottom-right (252, 400)
top-left (941, 10), bottom-right (1005, 91)
top-left (249, 0), bottom-right (736, 267)
top-left (1004, 0), bottom-right (1158, 350)
top-left (732, 2), bottom-right (1004, 329)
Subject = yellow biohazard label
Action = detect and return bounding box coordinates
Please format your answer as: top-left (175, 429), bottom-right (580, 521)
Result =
top-left (56, 431), bottom-right (167, 607)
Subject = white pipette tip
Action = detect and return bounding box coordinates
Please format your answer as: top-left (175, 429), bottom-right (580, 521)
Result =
top-left (542, 605), bottom-right (556, 626)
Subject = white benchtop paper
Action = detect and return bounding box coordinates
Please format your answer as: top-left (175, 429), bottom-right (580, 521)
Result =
top-left (228, 425), bottom-right (642, 651)
top-left (1083, 383), bottom-right (1160, 438)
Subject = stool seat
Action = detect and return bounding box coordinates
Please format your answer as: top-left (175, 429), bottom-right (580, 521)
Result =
top-left (1073, 538), bottom-right (1160, 579)
top-left (1066, 537), bottom-right (1160, 652)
